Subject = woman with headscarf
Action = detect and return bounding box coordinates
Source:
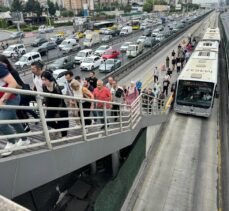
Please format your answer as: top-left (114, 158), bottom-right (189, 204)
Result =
top-left (126, 81), bottom-right (138, 105)
top-left (70, 79), bottom-right (94, 126)
top-left (41, 71), bottom-right (69, 138)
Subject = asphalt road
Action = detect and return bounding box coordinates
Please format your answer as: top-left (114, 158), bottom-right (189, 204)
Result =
top-left (133, 109), bottom-right (218, 211)
top-left (0, 31), bottom-right (11, 41)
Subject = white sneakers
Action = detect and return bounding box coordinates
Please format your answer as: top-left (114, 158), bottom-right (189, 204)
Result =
top-left (17, 139), bottom-right (31, 147)
top-left (1, 139), bottom-right (31, 157)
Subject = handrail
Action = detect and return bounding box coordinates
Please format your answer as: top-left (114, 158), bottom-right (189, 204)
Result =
top-left (0, 87), bottom-right (166, 157)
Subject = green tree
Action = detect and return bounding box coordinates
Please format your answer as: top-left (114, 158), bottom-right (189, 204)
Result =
top-left (0, 5), bottom-right (9, 12)
top-left (123, 4), bottom-right (131, 13)
top-left (24, 0), bottom-right (34, 13)
top-left (47, 0), bottom-right (56, 16)
top-left (25, 0), bottom-right (42, 17)
top-left (143, 3), bottom-right (153, 12)
top-left (55, 2), bottom-right (59, 10)
top-left (34, 1), bottom-right (42, 17)
top-left (11, 0), bottom-right (23, 12)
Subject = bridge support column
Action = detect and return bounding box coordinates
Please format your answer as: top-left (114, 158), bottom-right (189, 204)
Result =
top-left (90, 162), bottom-right (96, 175)
top-left (112, 151), bottom-right (120, 177)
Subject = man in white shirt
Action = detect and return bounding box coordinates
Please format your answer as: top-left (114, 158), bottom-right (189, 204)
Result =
top-left (31, 61), bottom-right (44, 92)
top-left (106, 77), bottom-right (113, 90)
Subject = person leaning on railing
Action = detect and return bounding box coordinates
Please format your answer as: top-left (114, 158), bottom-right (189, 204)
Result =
top-left (0, 62), bottom-right (30, 157)
top-left (41, 70), bottom-right (69, 138)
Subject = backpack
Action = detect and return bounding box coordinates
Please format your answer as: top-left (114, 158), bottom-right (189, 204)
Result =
top-left (136, 81), bottom-right (142, 90)
top-left (115, 87), bottom-right (124, 98)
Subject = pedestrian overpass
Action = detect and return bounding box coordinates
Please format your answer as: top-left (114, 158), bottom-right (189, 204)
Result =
top-left (0, 87), bottom-right (168, 199)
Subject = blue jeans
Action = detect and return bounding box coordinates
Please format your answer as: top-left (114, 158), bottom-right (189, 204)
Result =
top-left (0, 94), bottom-right (26, 144)
top-left (97, 110), bottom-right (110, 125)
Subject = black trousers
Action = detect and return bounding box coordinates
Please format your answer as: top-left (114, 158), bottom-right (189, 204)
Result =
top-left (82, 101), bottom-right (91, 125)
top-left (163, 86), bottom-right (169, 96)
top-left (111, 105), bottom-right (120, 121)
top-left (46, 110), bottom-right (69, 137)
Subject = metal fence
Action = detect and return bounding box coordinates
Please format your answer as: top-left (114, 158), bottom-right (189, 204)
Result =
top-left (219, 15), bottom-right (229, 79)
top-left (0, 87), bottom-right (165, 157)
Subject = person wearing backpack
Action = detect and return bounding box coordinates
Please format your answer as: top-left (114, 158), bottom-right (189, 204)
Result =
top-left (111, 80), bottom-right (124, 122)
top-left (0, 59), bottom-right (31, 156)
top-left (0, 55), bottom-right (38, 132)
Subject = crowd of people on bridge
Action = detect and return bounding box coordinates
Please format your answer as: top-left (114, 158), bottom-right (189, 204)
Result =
top-left (0, 36), bottom-right (195, 156)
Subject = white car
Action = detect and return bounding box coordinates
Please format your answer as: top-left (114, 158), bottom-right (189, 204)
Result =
top-left (80, 55), bottom-right (103, 71)
top-left (15, 52), bottom-right (42, 68)
top-left (62, 43), bottom-right (81, 54)
top-left (152, 28), bottom-right (160, 37)
top-left (102, 35), bottom-right (112, 42)
top-left (3, 44), bottom-right (26, 57)
top-left (38, 25), bottom-right (54, 33)
top-left (95, 45), bottom-right (112, 56)
top-left (74, 49), bottom-right (93, 64)
top-left (52, 69), bottom-right (68, 94)
top-left (120, 42), bottom-right (133, 52)
top-left (155, 34), bottom-right (165, 41)
top-left (137, 36), bottom-right (147, 44)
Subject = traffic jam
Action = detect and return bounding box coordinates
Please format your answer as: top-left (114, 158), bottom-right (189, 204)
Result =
top-left (1, 12), bottom-right (201, 88)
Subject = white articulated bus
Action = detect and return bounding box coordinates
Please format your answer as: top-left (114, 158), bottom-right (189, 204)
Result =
top-left (195, 40), bottom-right (219, 52)
top-left (202, 28), bottom-right (221, 43)
top-left (174, 50), bottom-right (218, 117)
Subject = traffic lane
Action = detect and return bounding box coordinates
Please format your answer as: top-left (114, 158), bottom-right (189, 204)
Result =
top-left (0, 31), bottom-right (12, 41)
top-left (119, 12), bottom-right (215, 87)
top-left (133, 108), bottom-right (218, 211)
top-left (48, 22), bottom-right (172, 60)
top-left (23, 21), bottom-right (172, 64)
top-left (21, 22), bottom-right (179, 84)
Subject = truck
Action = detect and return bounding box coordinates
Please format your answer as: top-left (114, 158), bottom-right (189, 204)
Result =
top-left (126, 42), bottom-right (144, 58)
top-left (83, 32), bottom-right (100, 47)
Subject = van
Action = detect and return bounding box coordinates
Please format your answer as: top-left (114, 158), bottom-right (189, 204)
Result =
top-left (120, 26), bottom-right (132, 36)
top-left (15, 52), bottom-right (42, 68)
top-left (59, 39), bottom-right (77, 51)
top-left (83, 32), bottom-right (100, 47)
top-left (3, 44), bottom-right (26, 58)
top-left (126, 42), bottom-right (144, 58)
top-left (74, 49), bottom-right (93, 64)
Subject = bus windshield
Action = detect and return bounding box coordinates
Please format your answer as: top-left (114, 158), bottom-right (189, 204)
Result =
top-left (176, 80), bottom-right (214, 108)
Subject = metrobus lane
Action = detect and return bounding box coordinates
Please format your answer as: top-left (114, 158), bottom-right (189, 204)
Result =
top-left (132, 103), bottom-right (218, 211)
top-left (119, 12), bottom-right (216, 91)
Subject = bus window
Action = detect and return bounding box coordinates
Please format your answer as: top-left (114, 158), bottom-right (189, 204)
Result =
top-left (176, 80), bottom-right (214, 108)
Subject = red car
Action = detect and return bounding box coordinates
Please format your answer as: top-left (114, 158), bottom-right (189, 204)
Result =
top-left (102, 49), bottom-right (120, 60)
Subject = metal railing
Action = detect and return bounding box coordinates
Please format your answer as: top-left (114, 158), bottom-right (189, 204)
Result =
top-left (0, 87), bottom-right (165, 157)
